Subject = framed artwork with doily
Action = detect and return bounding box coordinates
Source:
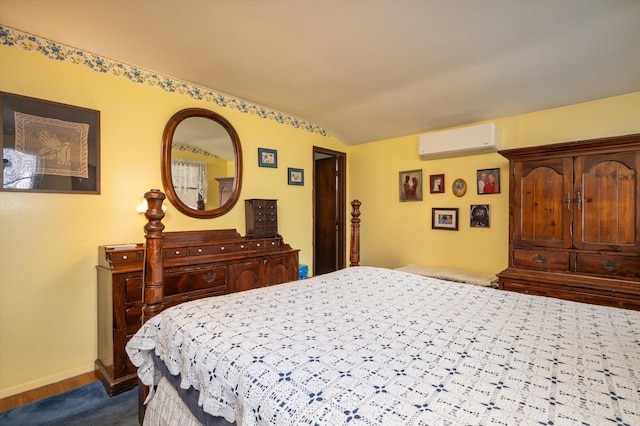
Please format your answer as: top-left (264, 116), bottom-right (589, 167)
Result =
top-left (1, 92), bottom-right (100, 194)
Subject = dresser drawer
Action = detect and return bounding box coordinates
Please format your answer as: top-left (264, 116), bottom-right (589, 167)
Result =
top-left (108, 250), bottom-right (140, 264)
top-left (513, 249), bottom-right (569, 271)
top-left (576, 254), bottom-right (640, 278)
top-left (189, 241), bottom-right (250, 256)
top-left (165, 246), bottom-right (188, 259)
top-left (124, 266), bottom-right (227, 303)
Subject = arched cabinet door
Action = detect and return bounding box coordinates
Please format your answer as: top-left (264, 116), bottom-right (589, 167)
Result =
top-left (513, 157), bottom-right (573, 250)
top-left (573, 151), bottom-right (638, 252)
top-left (228, 261), bottom-right (263, 293)
top-left (265, 255), bottom-right (299, 286)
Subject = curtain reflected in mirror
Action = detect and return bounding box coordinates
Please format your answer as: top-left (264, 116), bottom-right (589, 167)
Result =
top-left (171, 159), bottom-right (209, 209)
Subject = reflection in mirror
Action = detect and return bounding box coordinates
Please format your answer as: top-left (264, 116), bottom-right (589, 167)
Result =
top-left (162, 109), bottom-right (242, 218)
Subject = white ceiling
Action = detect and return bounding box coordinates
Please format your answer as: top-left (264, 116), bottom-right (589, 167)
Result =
top-left (1, 0), bottom-right (639, 145)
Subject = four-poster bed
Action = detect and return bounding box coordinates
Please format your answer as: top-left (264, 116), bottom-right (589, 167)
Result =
top-left (126, 190), bottom-right (640, 425)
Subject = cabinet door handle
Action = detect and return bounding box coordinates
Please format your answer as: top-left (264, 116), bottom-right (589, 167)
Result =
top-left (575, 191), bottom-right (581, 209)
top-left (600, 260), bottom-right (620, 272)
top-left (566, 192), bottom-right (572, 210)
top-left (532, 254), bottom-right (548, 264)
top-left (203, 272), bottom-right (217, 283)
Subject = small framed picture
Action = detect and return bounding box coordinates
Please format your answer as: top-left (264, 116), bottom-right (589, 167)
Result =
top-left (452, 178), bottom-right (467, 197)
top-left (432, 208), bottom-right (459, 231)
top-left (258, 148), bottom-right (277, 168)
top-left (470, 204), bottom-right (490, 228)
top-left (429, 174), bottom-right (445, 194)
top-left (288, 167), bottom-right (304, 185)
top-left (477, 168), bottom-right (500, 194)
top-left (399, 169), bottom-right (423, 201)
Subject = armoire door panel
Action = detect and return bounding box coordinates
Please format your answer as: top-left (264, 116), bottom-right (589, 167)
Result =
top-left (514, 158), bottom-right (573, 249)
top-left (574, 152), bottom-right (638, 252)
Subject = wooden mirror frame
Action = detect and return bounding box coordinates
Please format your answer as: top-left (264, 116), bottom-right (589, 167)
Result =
top-left (161, 108), bottom-right (243, 218)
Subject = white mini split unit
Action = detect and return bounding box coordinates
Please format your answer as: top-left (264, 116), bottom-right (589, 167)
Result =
top-left (418, 123), bottom-right (500, 159)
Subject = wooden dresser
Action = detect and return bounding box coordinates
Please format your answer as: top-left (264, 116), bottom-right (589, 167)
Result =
top-left (498, 133), bottom-right (640, 310)
top-left (96, 229), bottom-right (298, 396)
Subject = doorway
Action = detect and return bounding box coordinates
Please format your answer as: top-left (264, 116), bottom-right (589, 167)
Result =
top-left (313, 147), bottom-right (346, 276)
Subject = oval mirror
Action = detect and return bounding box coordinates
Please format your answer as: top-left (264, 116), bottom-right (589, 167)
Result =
top-left (161, 108), bottom-right (242, 218)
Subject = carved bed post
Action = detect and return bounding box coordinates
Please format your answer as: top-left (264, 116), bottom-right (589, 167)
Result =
top-left (139, 189), bottom-right (166, 424)
top-left (142, 189), bottom-right (166, 324)
top-left (350, 199), bottom-right (361, 267)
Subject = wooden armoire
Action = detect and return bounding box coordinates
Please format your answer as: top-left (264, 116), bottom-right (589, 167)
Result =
top-left (498, 133), bottom-right (640, 310)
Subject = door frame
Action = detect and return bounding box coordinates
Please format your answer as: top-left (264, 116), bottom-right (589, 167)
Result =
top-left (313, 146), bottom-right (347, 274)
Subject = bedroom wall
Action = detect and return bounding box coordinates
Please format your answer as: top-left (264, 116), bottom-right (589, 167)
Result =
top-left (0, 39), bottom-right (347, 397)
top-left (349, 91), bottom-right (640, 275)
top-left (2, 26), bottom-right (639, 399)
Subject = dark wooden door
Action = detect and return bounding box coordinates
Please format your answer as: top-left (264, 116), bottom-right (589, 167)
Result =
top-left (314, 148), bottom-right (346, 275)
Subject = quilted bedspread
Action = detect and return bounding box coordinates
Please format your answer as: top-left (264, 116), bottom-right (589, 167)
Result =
top-left (126, 266), bottom-right (640, 425)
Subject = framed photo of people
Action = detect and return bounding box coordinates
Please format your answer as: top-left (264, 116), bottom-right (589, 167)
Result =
top-left (399, 169), bottom-right (423, 202)
top-left (477, 168), bottom-right (500, 194)
top-left (470, 204), bottom-right (490, 228)
top-left (429, 174), bottom-right (445, 194)
top-left (432, 207), bottom-right (459, 230)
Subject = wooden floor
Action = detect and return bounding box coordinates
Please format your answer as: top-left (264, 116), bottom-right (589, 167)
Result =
top-left (0, 371), bottom-right (98, 413)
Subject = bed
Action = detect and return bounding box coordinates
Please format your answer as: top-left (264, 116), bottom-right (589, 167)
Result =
top-left (126, 190), bottom-right (640, 425)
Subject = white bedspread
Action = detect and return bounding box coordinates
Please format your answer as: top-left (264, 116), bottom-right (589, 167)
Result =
top-left (126, 266), bottom-right (640, 425)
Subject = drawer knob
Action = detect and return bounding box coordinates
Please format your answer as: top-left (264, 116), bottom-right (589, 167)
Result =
top-left (532, 254), bottom-right (547, 264)
top-left (221, 246), bottom-right (225, 251)
top-left (203, 272), bottom-right (217, 283)
top-left (122, 255), bottom-right (128, 260)
top-left (600, 260), bottom-right (621, 272)
top-left (240, 244), bottom-right (245, 249)
top-left (198, 248), bottom-right (203, 253)
top-left (175, 250), bottom-right (180, 255)
top-left (256, 243), bottom-right (261, 247)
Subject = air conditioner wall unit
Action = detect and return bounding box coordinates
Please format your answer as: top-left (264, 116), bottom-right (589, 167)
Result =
top-left (418, 123), bottom-right (500, 159)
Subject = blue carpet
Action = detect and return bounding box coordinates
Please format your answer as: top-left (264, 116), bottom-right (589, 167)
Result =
top-left (0, 381), bottom-right (138, 426)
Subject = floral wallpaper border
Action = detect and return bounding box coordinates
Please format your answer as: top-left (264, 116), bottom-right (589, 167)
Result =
top-left (0, 24), bottom-right (329, 137)
top-left (173, 144), bottom-right (218, 158)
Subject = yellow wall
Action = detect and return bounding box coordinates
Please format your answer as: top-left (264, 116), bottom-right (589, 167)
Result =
top-left (0, 43), bottom-right (346, 397)
top-left (350, 92), bottom-right (640, 273)
top-left (1, 26), bottom-right (639, 398)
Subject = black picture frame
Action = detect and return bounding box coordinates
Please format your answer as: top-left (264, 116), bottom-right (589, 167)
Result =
top-left (432, 207), bottom-right (459, 230)
top-left (288, 167), bottom-right (304, 185)
top-left (1, 92), bottom-right (100, 194)
top-left (258, 147), bottom-right (277, 168)
top-left (477, 168), bottom-right (500, 194)
top-left (470, 204), bottom-right (490, 228)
